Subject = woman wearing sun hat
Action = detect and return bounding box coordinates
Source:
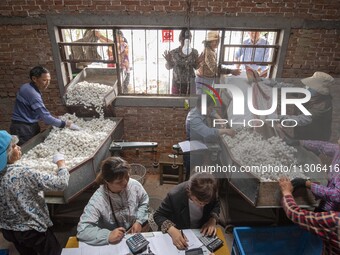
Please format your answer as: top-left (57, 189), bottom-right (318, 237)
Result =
top-left (195, 31), bottom-right (240, 94)
top-left (0, 130), bottom-right (70, 255)
top-left (281, 71), bottom-right (334, 141)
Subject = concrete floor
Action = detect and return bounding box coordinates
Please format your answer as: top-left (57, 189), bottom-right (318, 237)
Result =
top-left (0, 173), bottom-right (234, 254)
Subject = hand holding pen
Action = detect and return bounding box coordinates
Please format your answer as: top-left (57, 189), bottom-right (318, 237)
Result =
top-left (108, 227), bottom-right (126, 244)
top-left (167, 226), bottom-right (188, 250)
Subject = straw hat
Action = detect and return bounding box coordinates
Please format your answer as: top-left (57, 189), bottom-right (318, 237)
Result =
top-left (203, 31), bottom-right (220, 42)
top-left (301, 72), bottom-right (334, 95)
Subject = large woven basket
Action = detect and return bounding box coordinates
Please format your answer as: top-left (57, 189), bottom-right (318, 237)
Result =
top-left (130, 163), bottom-right (146, 185)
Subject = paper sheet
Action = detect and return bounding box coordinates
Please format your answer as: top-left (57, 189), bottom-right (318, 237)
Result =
top-left (61, 248), bottom-right (82, 255)
top-left (70, 230), bottom-right (208, 255)
top-left (78, 240), bottom-right (131, 255)
top-left (148, 229), bottom-right (203, 255)
top-left (178, 140), bottom-right (208, 153)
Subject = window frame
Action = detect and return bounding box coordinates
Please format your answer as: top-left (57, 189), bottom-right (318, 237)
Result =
top-left (219, 29), bottom-right (280, 78)
top-left (47, 14), bottom-right (291, 104)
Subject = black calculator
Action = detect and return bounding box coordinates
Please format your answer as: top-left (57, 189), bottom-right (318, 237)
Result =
top-left (198, 235), bottom-right (223, 252)
top-left (126, 233), bottom-right (150, 255)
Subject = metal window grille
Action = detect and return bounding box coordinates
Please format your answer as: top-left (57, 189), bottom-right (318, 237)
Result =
top-left (57, 28), bottom-right (280, 95)
top-left (220, 29), bottom-right (279, 77)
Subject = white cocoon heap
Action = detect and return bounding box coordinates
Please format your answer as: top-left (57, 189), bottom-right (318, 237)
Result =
top-left (223, 129), bottom-right (308, 181)
top-left (18, 113), bottom-right (116, 172)
top-left (65, 81), bottom-right (113, 116)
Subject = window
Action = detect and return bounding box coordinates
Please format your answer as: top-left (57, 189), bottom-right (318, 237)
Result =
top-left (58, 28), bottom-right (117, 80)
top-left (221, 30), bottom-right (279, 77)
top-left (57, 27), bottom-right (280, 96)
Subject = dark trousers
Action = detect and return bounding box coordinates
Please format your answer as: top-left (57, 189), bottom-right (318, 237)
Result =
top-left (1, 228), bottom-right (61, 255)
top-left (10, 121), bottom-right (40, 146)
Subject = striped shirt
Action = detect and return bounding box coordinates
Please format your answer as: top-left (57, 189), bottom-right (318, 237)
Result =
top-left (282, 195), bottom-right (340, 255)
top-left (302, 140), bottom-right (340, 211)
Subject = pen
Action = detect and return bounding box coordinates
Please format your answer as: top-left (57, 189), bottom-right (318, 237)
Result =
top-left (123, 225), bottom-right (133, 238)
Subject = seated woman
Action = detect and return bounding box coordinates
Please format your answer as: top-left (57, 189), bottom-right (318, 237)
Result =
top-left (153, 172), bottom-right (220, 250)
top-left (77, 157), bottom-right (149, 246)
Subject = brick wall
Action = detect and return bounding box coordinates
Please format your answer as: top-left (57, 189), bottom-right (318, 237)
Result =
top-left (283, 28), bottom-right (340, 77)
top-left (0, 1), bottom-right (339, 20)
top-left (114, 106), bottom-right (188, 150)
top-left (113, 106), bottom-right (188, 169)
top-left (0, 0), bottom-right (339, 153)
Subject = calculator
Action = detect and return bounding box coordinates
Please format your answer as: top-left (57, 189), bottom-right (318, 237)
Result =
top-left (126, 233), bottom-right (150, 255)
top-left (198, 235), bottom-right (223, 252)
top-left (185, 247), bottom-right (204, 255)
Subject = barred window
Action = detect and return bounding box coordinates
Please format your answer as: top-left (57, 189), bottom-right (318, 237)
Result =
top-left (57, 28), bottom-right (280, 96)
top-left (220, 30), bottom-right (279, 77)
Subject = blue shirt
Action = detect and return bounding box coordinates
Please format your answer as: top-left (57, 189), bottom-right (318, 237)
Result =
top-left (12, 83), bottom-right (65, 127)
top-left (186, 107), bottom-right (219, 143)
top-left (235, 37), bottom-right (270, 72)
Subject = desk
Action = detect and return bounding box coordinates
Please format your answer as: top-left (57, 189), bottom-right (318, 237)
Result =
top-left (159, 153), bottom-right (184, 185)
top-left (62, 226), bottom-right (229, 255)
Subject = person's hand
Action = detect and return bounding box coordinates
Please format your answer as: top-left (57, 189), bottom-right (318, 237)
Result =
top-left (129, 222), bottom-right (142, 234)
top-left (219, 128), bottom-right (235, 138)
top-left (283, 137), bottom-right (300, 146)
top-left (52, 153), bottom-right (64, 164)
top-left (200, 217), bottom-right (217, 236)
top-left (167, 226), bottom-right (188, 250)
top-left (52, 153), bottom-right (66, 169)
top-left (163, 50), bottom-right (173, 63)
top-left (108, 227), bottom-right (126, 244)
top-left (279, 176), bottom-right (293, 196)
top-left (291, 178), bottom-right (308, 190)
top-left (197, 52), bottom-right (204, 65)
top-left (69, 123), bottom-right (81, 131)
top-left (225, 128), bottom-right (235, 137)
top-left (230, 69), bottom-right (241, 76)
top-left (259, 69), bottom-right (268, 78)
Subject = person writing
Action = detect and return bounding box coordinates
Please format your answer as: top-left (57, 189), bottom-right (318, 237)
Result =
top-left (77, 156), bottom-right (149, 246)
top-left (279, 176), bottom-right (340, 255)
top-left (287, 138), bottom-right (340, 212)
top-left (0, 130), bottom-right (70, 255)
top-left (153, 172), bottom-right (220, 250)
top-left (234, 31), bottom-right (270, 77)
top-left (196, 31), bottom-right (240, 94)
top-left (10, 66), bottom-right (80, 145)
top-left (163, 29), bottom-right (199, 95)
